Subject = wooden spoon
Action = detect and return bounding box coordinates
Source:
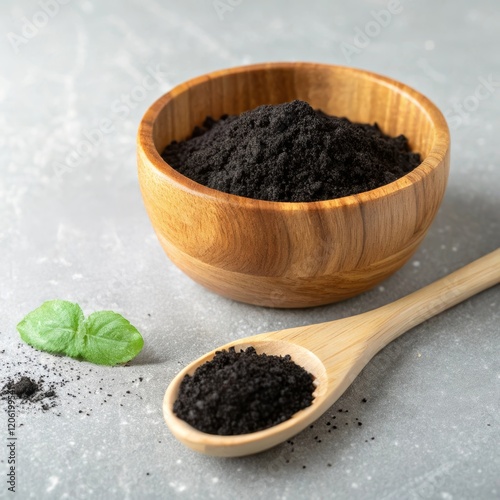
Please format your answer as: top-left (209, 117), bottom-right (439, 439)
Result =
top-left (163, 249), bottom-right (500, 457)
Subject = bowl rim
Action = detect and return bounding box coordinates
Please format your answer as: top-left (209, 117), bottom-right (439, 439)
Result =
top-left (137, 61), bottom-right (450, 211)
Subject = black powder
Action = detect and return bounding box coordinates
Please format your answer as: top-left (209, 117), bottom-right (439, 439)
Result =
top-left (10, 377), bottom-right (39, 398)
top-left (1, 376), bottom-right (57, 409)
top-left (173, 346), bottom-right (315, 435)
top-left (162, 100), bottom-right (421, 202)
top-left (1, 344), bottom-right (147, 420)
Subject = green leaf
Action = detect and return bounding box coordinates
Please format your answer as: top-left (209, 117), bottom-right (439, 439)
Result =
top-left (17, 300), bottom-right (84, 358)
top-left (77, 311), bottom-right (144, 365)
top-left (17, 302), bottom-right (144, 366)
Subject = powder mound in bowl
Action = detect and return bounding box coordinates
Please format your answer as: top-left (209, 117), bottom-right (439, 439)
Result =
top-left (173, 346), bottom-right (316, 435)
top-left (162, 99), bottom-right (421, 202)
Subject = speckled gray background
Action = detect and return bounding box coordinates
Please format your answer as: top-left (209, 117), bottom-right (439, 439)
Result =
top-left (1, 0), bottom-right (499, 499)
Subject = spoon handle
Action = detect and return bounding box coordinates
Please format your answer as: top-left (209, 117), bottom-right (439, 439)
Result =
top-left (369, 248), bottom-right (500, 349)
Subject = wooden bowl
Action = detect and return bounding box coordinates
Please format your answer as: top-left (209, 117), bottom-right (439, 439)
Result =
top-left (137, 62), bottom-right (450, 308)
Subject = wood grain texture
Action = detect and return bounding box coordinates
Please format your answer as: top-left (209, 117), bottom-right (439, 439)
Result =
top-left (137, 62), bottom-right (450, 307)
top-left (163, 249), bottom-right (500, 456)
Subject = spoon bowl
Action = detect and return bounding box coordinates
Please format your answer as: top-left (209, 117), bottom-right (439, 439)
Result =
top-left (164, 338), bottom-right (330, 456)
top-left (163, 249), bottom-right (500, 456)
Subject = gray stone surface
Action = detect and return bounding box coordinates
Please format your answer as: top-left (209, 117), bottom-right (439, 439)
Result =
top-left (1, 0), bottom-right (499, 498)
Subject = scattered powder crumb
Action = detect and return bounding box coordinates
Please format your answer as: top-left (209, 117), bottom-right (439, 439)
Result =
top-left (1, 344), bottom-right (146, 416)
top-left (1, 376), bottom-right (57, 410)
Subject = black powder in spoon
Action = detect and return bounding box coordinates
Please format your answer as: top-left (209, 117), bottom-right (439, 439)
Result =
top-left (162, 99), bottom-right (421, 202)
top-left (173, 346), bottom-right (315, 435)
